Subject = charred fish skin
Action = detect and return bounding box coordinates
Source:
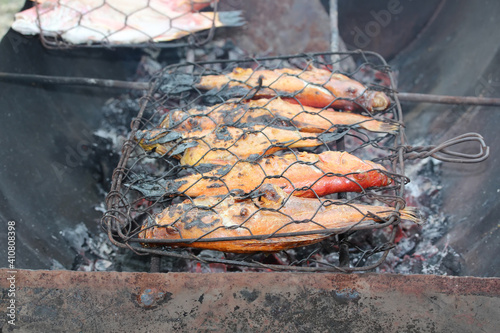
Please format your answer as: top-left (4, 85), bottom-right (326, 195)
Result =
top-left (179, 150), bottom-right (391, 198)
top-left (159, 98), bottom-right (399, 134)
top-left (135, 124), bottom-right (335, 166)
top-left (130, 151), bottom-right (392, 199)
top-left (195, 67), bottom-right (391, 112)
top-left (139, 185), bottom-right (419, 253)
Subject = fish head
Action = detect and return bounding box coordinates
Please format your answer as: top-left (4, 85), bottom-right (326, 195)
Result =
top-left (367, 91), bottom-right (391, 112)
top-left (12, 1), bottom-right (56, 36)
top-left (221, 201), bottom-right (259, 228)
top-left (219, 185), bottom-right (288, 228)
top-left (318, 151), bottom-right (391, 186)
top-left (357, 161), bottom-right (392, 186)
top-left (135, 129), bottom-right (168, 153)
top-left (134, 128), bottom-right (191, 157)
top-left (140, 211), bottom-right (183, 240)
top-left (159, 110), bottom-right (184, 129)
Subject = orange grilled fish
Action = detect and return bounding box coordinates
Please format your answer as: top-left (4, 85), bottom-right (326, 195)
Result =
top-left (135, 125), bottom-right (335, 165)
top-left (195, 67), bottom-right (391, 112)
top-left (161, 98), bottom-right (398, 134)
top-left (139, 184), bottom-right (418, 253)
top-left (12, 0), bottom-right (242, 45)
top-left (134, 151), bottom-right (391, 198)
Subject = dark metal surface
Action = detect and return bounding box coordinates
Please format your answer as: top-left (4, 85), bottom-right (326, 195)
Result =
top-left (0, 72), bottom-right (150, 90)
top-left (338, 0), bottom-right (445, 61)
top-left (219, 0), bottom-right (331, 55)
top-left (391, 0), bottom-right (500, 277)
top-left (0, 32), bottom-right (138, 270)
top-left (1, 268), bottom-right (499, 332)
top-left (398, 92), bottom-right (500, 107)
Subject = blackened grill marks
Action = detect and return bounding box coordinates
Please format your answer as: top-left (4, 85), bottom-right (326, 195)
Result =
top-left (207, 183), bottom-right (224, 188)
top-left (215, 126), bottom-right (234, 141)
top-left (183, 210), bottom-right (221, 230)
top-left (215, 165), bottom-right (232, 176)
top-left (166, 179), bottom-right (188, 194)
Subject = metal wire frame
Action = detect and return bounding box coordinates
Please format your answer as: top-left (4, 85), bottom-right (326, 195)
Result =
top-left (20, 0), bottom-right (227, 49)
top-left (102, 50), bottom-right (486, 273)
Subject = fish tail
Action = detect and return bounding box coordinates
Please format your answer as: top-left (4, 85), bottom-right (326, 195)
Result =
top-left (361, 120), bottom-right (400, 134)
top-left (400, 207), bottom-right (421, 224)
top-left (215, 11), bottom-right (245, 27)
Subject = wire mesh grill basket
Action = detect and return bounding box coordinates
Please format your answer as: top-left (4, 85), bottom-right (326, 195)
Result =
top-left (103, 50), bottom-right (416, 272)
top-left (12, 0), bottom-right (242, 49)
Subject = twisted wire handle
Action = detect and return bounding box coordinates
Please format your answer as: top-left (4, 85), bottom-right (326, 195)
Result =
top-left (403, 133), bottom-right (489, 163)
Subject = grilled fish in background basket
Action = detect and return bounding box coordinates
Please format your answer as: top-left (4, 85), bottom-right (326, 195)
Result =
top-left (132, 65), bottom-right (419, 253)
top-left (11, 0), bottom-right (243, 45)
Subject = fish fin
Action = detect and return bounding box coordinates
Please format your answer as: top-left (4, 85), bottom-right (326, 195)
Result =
top-left (126, 175), bottom-right (169, 198)
top-left (317, 129), bottom-right (348, 142)
top-left (141, 130), bottom-right (182, 144)
top-left (202, 86), bottom-right (251, 104)
top-left (153, 30), bottom-right (191, 43)
top-left (169, 141), bottom-right (199, 156)
top-left (379, 121), bottom-right (400, 134)
top-left (215, 11), bottom-right (245, 27)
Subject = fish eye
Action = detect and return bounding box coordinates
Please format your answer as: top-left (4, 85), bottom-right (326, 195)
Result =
top-left (240, 208), bottom-right (250, 217)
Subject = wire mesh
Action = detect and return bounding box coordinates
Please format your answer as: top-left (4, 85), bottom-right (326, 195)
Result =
top-left (103, 50), bottom-right (414, 272)
top-left (12, 0), bottom-right (242, 48)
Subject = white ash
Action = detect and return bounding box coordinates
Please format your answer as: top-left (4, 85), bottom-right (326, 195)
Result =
top-left (60, 222), bottom-right (117, 272)
top-left (93, 127), bottom-right (124, 152)
top-left (375, 151), bottom-right (461, 275)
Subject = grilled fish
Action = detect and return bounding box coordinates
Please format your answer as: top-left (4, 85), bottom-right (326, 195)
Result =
top-left (136, 125), bottom-right (337, 165)
top-left (134, 151), bottom-right (391, 198)
top-left (177, 0), bottom-right (219, 12)
top-left (12, 0), bottom-right (243, 45)
top-left (162, 98), bottom-right (399, 134)
top-left (195, 67), bottom-right (391, 112)
top-left (139, 184), bottom-right (419, 253)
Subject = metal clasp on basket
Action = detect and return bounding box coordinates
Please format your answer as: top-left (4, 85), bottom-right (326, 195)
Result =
top-left (402, 133), bottom-right (489, 163)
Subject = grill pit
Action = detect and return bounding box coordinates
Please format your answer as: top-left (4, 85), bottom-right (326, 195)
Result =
top-left (0, 0), bottom-right (499, 329)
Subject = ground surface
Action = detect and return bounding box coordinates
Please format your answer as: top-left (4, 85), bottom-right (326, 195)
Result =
top-left (0, 0), bottom-right (24, 39)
